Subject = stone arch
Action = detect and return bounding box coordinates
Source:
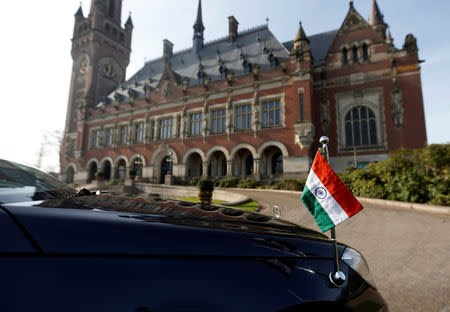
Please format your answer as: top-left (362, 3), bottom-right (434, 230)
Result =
top-left (150, 145), bottom-right (179, 165)
top-left (113, 155), bottom-right (128, 181)
top-left (86, 158), bottom-right (99, 183)
top-left (130, 153), bottom-right (147, 166)
top-left (257, 141), bottom-right (289, 158)
top-left (206, 146), bottom-right (230, 162)
top-left (113, 155), bottom-right (128, 168)
top-left (150, 145), bottom-right (179, 184)
top-left (182, 147), bottom-right (207, 164)
top-left (99, 156), bottom-right (114, 181)
top-left (230, 143), bottom-right (258, 160)
top-left (63, 163), bottom-right (77, 184)
top-left (99, 156), bottom-right (114, 169)
top-left (85, 158), bottom-right (99, 170)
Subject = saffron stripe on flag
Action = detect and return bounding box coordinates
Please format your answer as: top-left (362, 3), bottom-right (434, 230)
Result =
top-left (312, 152), bottom-right (364, 218)
top-left (305, 170), bottom-right (349, 226)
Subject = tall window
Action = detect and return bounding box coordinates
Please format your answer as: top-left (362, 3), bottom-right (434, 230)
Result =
top-left (236, 105), bottom-right (252, 130)
top-left (343, 48), bottom-right (349, 65)
top-left (177, 116), bottom-right (182, 137)
top-left (352, 46), bottom-right (358, 63)
top-left (118, 125), bottom-right (128, 145)
top-left (299, 91), bottom-right (304, 121)
top-left (345, 106), bottom-right (377, 148)
top-left (262, 100), bottom-right (281, 127)
top-left (105, 128), bottom-right (113, 147)
top-left (90, 129), bottom-right (101, 149)
top-left (159, 118), bottom-right (173, 139)
top-left (135, 123), bottom-right (144, 143)
top-left (211, 109), bottom-right (226, 133)
top-left (190, 113), bottom-right (202, 136)
top-left (362, 44), bottom-right (369, 61)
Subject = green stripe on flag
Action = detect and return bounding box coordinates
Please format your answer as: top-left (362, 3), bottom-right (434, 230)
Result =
top-left (301, 185), bottom-right (335, 232)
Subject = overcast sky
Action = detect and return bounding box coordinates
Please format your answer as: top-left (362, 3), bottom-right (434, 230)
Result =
top-left (0, 0), bottom-right (448, 172)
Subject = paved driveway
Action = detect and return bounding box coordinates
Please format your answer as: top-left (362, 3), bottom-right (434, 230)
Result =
top-left (228, 189), bottom-right (450, 312)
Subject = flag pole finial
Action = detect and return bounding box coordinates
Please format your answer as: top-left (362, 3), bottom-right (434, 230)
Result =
top-left (318, 136), bottom-right (346, 287)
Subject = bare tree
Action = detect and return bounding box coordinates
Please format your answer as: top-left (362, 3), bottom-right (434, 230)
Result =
top-left (35, 130), bottom-right (63, 173)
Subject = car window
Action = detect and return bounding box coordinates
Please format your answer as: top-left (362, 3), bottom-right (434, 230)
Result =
top-left (0, 159), bottom-right (76, 204)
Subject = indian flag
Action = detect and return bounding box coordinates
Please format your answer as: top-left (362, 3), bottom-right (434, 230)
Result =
top-left (301, 151), bottom-right (363, 232)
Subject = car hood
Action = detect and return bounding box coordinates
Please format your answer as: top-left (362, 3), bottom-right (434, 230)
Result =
top-left (2, 193), bottom-right (342, 258)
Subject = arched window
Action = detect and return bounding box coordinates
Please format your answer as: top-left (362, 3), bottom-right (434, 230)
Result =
top-left (345, 106), bottom-right (377, 147)
top-left (352, 46), bottom-right (358, 63)
top-left (362, 44), bottom-right (369, 61)
top-left (343, 48), bottom-right (348, 65)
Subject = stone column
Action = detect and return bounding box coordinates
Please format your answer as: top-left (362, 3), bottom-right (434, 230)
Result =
top-left (253, 158), bottom-right (261, 180)
top-left (226, 160), bottom-right (233, 177)
top-left (202, 161), bottom-right (208, 178)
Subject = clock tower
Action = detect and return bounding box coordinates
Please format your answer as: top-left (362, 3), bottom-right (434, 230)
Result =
top-left (62, 0), bottom-right (133, 174)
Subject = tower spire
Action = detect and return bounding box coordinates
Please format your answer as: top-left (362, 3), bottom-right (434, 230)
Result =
top-left (369, 0), bottom-right (387, 39)
top-left (369, 0), bottom-right (384, 25)
top-left (193, 0), bottom-right (205, 54)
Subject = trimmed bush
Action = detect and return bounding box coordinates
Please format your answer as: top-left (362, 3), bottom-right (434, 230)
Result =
top-left (238, 177), bottom-right (259, 189)
top-left (271, 178), bottom-right (305, 191)
top-left (189, 177), bottom-right (200, 187)
top-left (197, 179), bottom-right (214, 192)
top-left (218, 177), bottom-right (240, 188)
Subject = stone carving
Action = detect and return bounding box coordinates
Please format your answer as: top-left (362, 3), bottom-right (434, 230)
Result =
top-left (181, 105), bottom-right (187, 142)
top-left (294, 121), bottom-right (315, 150)
top-left (226, 96), bottom-right (233, 140)
top-left (403, 34), bottom-right (418, 54)
top-left (226, 70), bottom-right (234, 85)
top-left (391, 79), bottom-right (404, 128)
top-left (202, 101), bottom-right (209, 140)
top-left (320, 91), bottom-right (330, 135)
top-left (251, 92), bottom-right (259, 137)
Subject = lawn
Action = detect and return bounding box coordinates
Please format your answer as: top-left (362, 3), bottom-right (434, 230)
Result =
top-left (177, 197), bottom-right (259, 212)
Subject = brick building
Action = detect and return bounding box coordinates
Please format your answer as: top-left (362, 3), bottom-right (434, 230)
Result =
top-left (61, 0), bottom-right (427, 184)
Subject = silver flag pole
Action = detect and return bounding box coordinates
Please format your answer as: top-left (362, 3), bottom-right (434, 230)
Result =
top-left (319, 136), bottom-right (346, 287)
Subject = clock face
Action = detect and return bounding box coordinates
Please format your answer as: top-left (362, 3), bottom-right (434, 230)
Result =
top-left (79, 60), bottom-right (88, 74)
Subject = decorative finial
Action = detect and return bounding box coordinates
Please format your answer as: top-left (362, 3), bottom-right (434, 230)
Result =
top-left (349, 1), bottom-right (354, 8)
top-left (266, 16), bottom-right (269, 24)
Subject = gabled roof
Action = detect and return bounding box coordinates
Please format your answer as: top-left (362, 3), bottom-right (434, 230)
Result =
top-left (283, 29), bottom-right (338, 66)
top-left (100, 25), bottom-right (290, 105)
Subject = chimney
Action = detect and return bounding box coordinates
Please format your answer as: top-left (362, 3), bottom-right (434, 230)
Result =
top-left (228, 16), bottom-right (239, 42)
top-left (163, 39), bottom-right (174, 60)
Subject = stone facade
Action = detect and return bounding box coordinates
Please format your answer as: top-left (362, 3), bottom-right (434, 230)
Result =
top-left (61, 0), bottom-right (427, 184)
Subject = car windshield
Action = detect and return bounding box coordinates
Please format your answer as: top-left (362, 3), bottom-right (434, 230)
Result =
top-left (0, 159), bottom-right (77, 204)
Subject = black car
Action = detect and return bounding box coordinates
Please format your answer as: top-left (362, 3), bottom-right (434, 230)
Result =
top-left (0, 159), bottom-right (388, 311)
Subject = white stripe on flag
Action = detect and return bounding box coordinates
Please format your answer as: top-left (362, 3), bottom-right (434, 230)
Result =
top-left (306, 170), bottom-right (349, 226)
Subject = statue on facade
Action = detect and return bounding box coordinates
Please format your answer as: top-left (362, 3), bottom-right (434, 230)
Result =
top-left (391, 79), bottom-right (404, 128)
top-left (226, 96), bottom-right (233, 140)
top-left (320, 91), bottom-right (330, 135)
top-left (252, 92), bottom-right (259, 137)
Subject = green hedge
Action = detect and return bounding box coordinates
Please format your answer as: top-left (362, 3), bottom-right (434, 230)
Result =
top-left (339, 144), bottom-right (449, 206)
top-left (271, 178), bottom-right (306, 191)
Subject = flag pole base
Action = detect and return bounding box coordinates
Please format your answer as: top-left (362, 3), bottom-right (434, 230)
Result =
top-left (329, 271), bottom-right (346, 287)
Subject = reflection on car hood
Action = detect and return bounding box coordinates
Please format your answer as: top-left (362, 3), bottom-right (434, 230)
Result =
top-left (3, 193), bottom-right (340, 258)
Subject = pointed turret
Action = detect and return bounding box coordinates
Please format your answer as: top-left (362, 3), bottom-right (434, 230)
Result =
top-left (125, 13), bottom-right (133, 29)
top-left (369, 0), bottom-right (384, 25)
top-left (294, 22), bottom-right (310, 44)
top-left (386, 30), bottom-right (393, 45)
top-left (75, 4), bottom-right (84, 20)
top-left (193, 0), bottom-right (205, 54)
top-left (369, 0), bottom-right (387, 39)
top-left (291, 21), bottom-right (311, 57)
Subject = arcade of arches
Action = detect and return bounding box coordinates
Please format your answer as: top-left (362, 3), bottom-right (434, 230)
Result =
top-left (69, 143), bottom-right (287, 184)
